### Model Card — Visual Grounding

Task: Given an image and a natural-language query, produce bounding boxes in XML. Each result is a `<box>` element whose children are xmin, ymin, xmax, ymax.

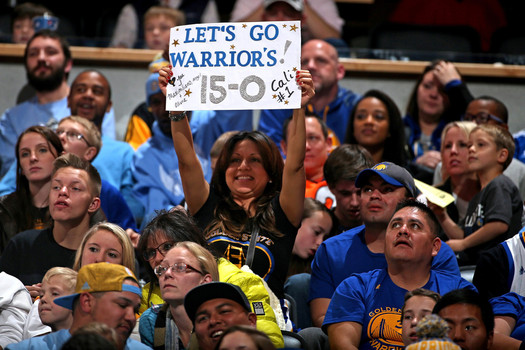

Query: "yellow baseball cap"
<box><xmin>54</xmin><ymin>262</ymin><xmax>141</xmax><ymax>310</ymax></box>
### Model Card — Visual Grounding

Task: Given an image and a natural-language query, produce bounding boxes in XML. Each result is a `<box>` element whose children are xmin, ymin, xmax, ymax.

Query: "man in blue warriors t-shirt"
<box><xmin>323</xmin><ymin>199</ymin><xmax>475</xmax><ymax>350</ymax></box>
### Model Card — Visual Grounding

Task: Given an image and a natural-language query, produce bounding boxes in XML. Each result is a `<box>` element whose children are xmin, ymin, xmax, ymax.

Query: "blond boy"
<box><xmin>442</xmin><ymin>124</ymin><xmax>523</xmax><ymax>265</ymax></box>
<box><xmin>144</xmin><ymin>6</ymin><xmax>185</xmax><ymax>51</ymax></box>
<box><xmin>38</xmin><ymin>267</ymin><xmax>78</xmax><ymax>332</ymax></box>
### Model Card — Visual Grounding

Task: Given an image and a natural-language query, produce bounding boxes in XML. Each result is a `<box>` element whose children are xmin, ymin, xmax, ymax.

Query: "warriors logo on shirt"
<box><xmin>366</xmin><ymin>308</ymin><xmax>404</xmax><ymax>349</ymax></box>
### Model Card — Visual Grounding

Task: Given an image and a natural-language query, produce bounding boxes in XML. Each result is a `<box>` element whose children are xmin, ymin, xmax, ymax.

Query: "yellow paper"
<box><xmin>414</xmin><ymin>179</ymin><xmax>455</xmax><ymax>208</ymax></box>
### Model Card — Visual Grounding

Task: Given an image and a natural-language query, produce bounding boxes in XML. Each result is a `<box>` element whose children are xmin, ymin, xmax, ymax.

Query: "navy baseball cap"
<box><xmin>355</xmin><ymin>162</ymin><xmax>417</xmax><ymax>197</ymax></box>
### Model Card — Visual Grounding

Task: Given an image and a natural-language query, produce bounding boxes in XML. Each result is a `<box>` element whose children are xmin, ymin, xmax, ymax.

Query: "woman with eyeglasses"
<box><xmin>0</xmin><ymin>125</ymin><xmax>63</xmax><ymax>254</ymax></box>
<box><xmin>403</xmin><ymin>60</ymin><xmax>473</xmax><ymax>184</ymax></box>
<box><xmin>137</xmin><ymin>209</ymin><xmax>284</xmax><ymax>348</ymax></box>
<box><xmin>139</xmin><ymin>241</ymin><xmax>218</xmax><ymax>349</ymax></box>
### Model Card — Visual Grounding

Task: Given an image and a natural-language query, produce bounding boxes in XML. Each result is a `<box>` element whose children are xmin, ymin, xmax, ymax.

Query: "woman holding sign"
<box><xmin>158</xmin><ymin>67</ymin><xmax>314</xmax><ymax>308</ymax></box>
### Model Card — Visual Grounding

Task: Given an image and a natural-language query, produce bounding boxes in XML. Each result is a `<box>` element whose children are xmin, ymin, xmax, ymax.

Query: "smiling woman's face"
<box><xmin>353</xmin><ymin>97</ymin><xmax>390</xmax><ymax>150</ymax></box>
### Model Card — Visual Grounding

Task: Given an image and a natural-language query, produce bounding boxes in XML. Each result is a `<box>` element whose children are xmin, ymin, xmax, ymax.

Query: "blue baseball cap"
<box><xmin>355</xmin><ymin>162</ymin><xmax>417</xmax><ymax>197</ymax></box>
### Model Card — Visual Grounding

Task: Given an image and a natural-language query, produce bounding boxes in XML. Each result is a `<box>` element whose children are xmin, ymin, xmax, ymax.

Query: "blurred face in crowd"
<box><xmin>464</xmin><ymin>99</ymin><xmax>505</xmax><ymax>127</ymax></box>
<box><xmin>283</xmin><ymin>117</ymin><xmax>332</xmax><ymax>180</ymax></box>
<box><xmin>301</xmin><ymin>40</ymin><xmax>344</xmax><ymax>97</ymax></box>
<box><xmin>149</xmin><ymin>92</ymin><xmax>172</xmax><ymax>136</ymax></box>
<box><xmin>330</xmin><ymin>179</ymin><xmax>362</xmax><ymax>227</ymax></box>
<box><xmin>25</xmin><ymin>35</ymin><xmax>71</xmax><ymax>92</ymax></box>
<box><xmin>144</xmin><ymin>14</ymin><xmax>177</xmax><ymax>51</ymax></box>
<box><xmin>417</xmin><ymin>71</ymin><xmax>447</xmax><ymax>120</ymax></box>
<box><xmin>13</xmin><ymin>17</ymin><xmax>34</xmax><ymax>44</ymax></box>
<box><xmin>68</xmin><ymin>71</ymin><xmax>112</xmax><ymax>128</ymax></box>
<box><xmin>263</xmin><ymin>2</ymin><xmax>302</xmax><ymax>22</ymax></box>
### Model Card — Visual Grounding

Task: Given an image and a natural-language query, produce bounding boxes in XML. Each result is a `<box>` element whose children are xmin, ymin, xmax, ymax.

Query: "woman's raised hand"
<box><xmin>297</xmin><ymin>70</ymin><xmax>315</xmax><ymax>108</ymax></box>
<box><xmin>158</xmin><ymin>65</ymin><xmax>173</xmax><ymax>97</ymax></box>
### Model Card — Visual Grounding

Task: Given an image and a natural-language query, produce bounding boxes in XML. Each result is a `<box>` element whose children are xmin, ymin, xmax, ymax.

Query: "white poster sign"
<box><xmin>166</xmin><ymin>21</ymin><xmax>301</xmax><ymax>111</ymax></box>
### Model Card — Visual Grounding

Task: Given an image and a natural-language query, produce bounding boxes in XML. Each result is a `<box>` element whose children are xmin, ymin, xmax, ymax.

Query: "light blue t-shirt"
<box><xmin>6</xmin><ymin>329</ymin><xmax>151</xmax><ymax>350</ymax></box>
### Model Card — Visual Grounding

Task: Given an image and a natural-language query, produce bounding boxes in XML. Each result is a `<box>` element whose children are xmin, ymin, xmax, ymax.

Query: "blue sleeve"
<box><xmin>0</xmin><ymin>109</ymin><xmax>17</xmax><ymax>178</ymax></box>
<box><xmin>432</xmin><ymin>241</ymin><xmax>461</xmax><ymax>276</ymax></box>
<box><xmin>131</xmin><ymin>150</ymin><xmax>185</xmax><ymax>229</ymax></box>
<box><xmin>514</xmin><ymin>134</ymin><xmax>525</xmax><ymax>163</ymax></box>
<box><xmin>100</xmin><ymin>181</ymin><xmax>137</xmax><ymax>231</ymax></box>
<box><xmin>191</xmin><ymin>110</ymin><xmax>253</xmax><ymax>157</ymax></box>
<box><xmin>490</xmin><ymin>292</ymin><xmax>525</xmax><ymax>317</ymax></box>
<box><xmin>119</xmin><ymin>145</ymin><xmax>144</xmax><ymax>224</ymax></box>
<box><xmin>458</xmin><ymin>278</ymin><xmax>478</xmax><ymax>292</ymax></box>
<box><xmin>323</xmin><ymin>275</ymin><xmax>366</xmax><ymax>327</ymax></box>
<box><xmin>258</xmin><ymin>109</ymin><xmax>293</xmax><ymax>149</ymax></box>
<box><xmin>138</xmin><ymin>308</ymin><xmax>156</xmax><ymax>347</ymax></box>
<box><xmin>309</xmin><ymin>242</ymin><xmax>337</xmax><ymax>301</ymax></box>
<box><xmin>101</xmin><ymin>108</ymin><xmax>116</xmax><ymax>140</ymax></box>
<box><xmin>0</xmin><ymin>162</ymin><xmax>17</xmax><ymax>196</ymax></box>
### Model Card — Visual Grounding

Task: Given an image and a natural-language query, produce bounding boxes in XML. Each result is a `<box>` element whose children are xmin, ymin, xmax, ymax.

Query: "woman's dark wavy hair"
<box><xmin>405</xmin><ymin>59</ymin><xmax>455</xmax><ymax>123</ymax></box>
<box><xmin>344</xmin><ymin>89</ymin><xmax>409</xmax><ymax>167</ymax></box>
<box><xmin>14</xmin><ymin>125</ymin><xmax>63</xmax><ymax>232</ymax></box>
<box><xmin>137</xmin><ymin>208</ymin><xmax>217</xmax><ymax>305</ymax></box>
<box><xmin>209</xmin><ymin>131</ymin><xmax>284</xmax><ymax>238</ymax></box>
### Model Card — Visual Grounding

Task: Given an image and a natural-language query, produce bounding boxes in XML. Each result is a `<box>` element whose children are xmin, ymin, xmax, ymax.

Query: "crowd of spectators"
<box><xmin>1</xmin><ymin>1</ymin><xmax>525</xmax><ymax>350</ymax></box>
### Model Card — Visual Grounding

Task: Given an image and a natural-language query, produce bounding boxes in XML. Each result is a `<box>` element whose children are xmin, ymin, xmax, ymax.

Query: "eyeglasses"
<box><xmin>142</xmin><ymin>241</ymin><xmax>175</xmax><ymax>261</ymax></box>
<box><xmin>154</xmin><ymin>262</ymin><xmax>204</xmax><ymax>277</ymax></box>
<box><xmin>461</xmin><ymin>112</ymin><xmax>504</xmax><ymax>125</ymax></box>
<box><xmin>56</xmin><ymin>129</ymin><xmax>92</xmax><ymax>147</ymax></box>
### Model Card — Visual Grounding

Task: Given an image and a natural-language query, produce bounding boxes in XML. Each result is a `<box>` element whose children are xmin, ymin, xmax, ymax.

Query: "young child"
<box><xmin>38</xmin><ymin>267</ymin><xmax>77</xmax><ymax>332</ymax></box>
<box><xmin>143</xmin><ymin>6</ymin><xmax>185</xmax><ymax>51</ymax></box>
<box><xmin>442</xmin><ymin>124</ymin><xmax>523</xmax><ymax>265</ymax></box>
<box><xmin>10</xmin><ymin>2</ymin><xmax>52</xmax><ymax>44</ymax></box>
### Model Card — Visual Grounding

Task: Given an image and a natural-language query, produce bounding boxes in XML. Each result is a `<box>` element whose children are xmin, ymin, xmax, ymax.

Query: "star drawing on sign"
<box><xmin>272</xmin><ymin>94</ymin><xmax>277</xmax><ymax>99</ymax></box>
<box><xmin>185</xmin><ymin>89</ymin><xmax>192</xmax><ymax>97</ymax></box>
<box><xmin>231</xmin><ymin>44</ymin><xmax>235</xmax><ymax>50</ymax></box>
<box><xmin>282</xmin><ymin>24</ymin><xmax>287</xmax><ymax>28</ymax></box>
<box><xmin>284</xmin><ymin>100</ymin><xmax>289</xmax><ymax>105</ymax></box>
<box><xmin>242</xmin><ymin>24</ymin><xmax>247</xmax><ymax>28</ymax></box>
<box><xmin>292</xmin><ymin>67</ymin><xmax>297</xmax><ymax>71</ymax></box>
<box><xmin>172</xmin><ymin>39</ymin><xmax>179</xmax><ymax>47</ymax></box>
<box><xmin>290</xmin><ymin>24</ymin><xmax>298</xmax><ymax>32</ymax></box>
